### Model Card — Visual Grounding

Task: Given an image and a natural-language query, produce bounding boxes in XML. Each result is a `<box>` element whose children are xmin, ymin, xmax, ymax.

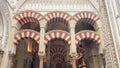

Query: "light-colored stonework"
<box><xmin>0</xmin><ymin>0</ymin><xmax>120</xmax><ymax>68</ymax></box>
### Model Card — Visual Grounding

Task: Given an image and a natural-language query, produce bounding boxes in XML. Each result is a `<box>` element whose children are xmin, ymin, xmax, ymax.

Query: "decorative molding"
<box><xmin>18</xmin><ymin>0</ymin><xmax>96</xmax><ymax>12</ymax></box>
<box><xmin>0</xmin><ymin>0</ymin><xmax>10</xmax><ymax>51</ymax></box>
<box><xmin>100</xmin><ymin>0</ymin><xmax>119</xmax><ymax>67</ymax></box>
<box><xmin>75</xmin><ymin>30</ymin><xmax>100</xmax><ymax>45</ymax></box>
<box><xmin>14</xmin><ymin>29</ymin><xmax>40</xmax><ymax>45</ymax></box>
<box><xmin>14</xmin><ymin>11</ymin><xmax>43</xmax><ymax>27</ymax></box>
<box><xmin>44</xmin><ymin>30</ymin><xmax>71</xmax><ymax>46</ymax></box>
<box><xmin>45</xmin><ymin>11</ymin><xmax>71</xmax><ymax>22</ymax></box>
<box><xmin>73</xmin><ymin>11</ymin><xmax>100</xmax><ymax>30</ymax></box>
<box><xmin>0</xmin><ymin>0</ymin><xmax>118</xmax><ymax>67</ymax></box>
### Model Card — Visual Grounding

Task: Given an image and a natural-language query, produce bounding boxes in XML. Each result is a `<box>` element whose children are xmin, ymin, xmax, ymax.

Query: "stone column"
<box><xmin>71</xmin><ymin>56</ymin><xmax>76</xmax><ymax>68</ymax></box>
<box><xmin>69</xmin><ymin>20</ymin><xmax>77</xmax><ymax>55</ymax></box>
<box><xmin>39</xmin><ymin>56</ymin><xmax>44</xmax><ymax>68</ymax></box>
<box><xmin>0</xmin><ymin>51</ymin><xmax>9</xmax><ymax>68</ymax></box>
<box><xmin>8</xmin><ymin>19</ymin><xmax>18</xmax><ymax>54</ymax></box>
<box><xmin>96</xmin><ymin>20</ymin><xmax>104</xmax><ymax>55</ymax></box>
<box><xmin>0</xmin><ymin>19</ymin><xmax>18</xmax><ymax>68</ymax></box>
<box><xmin>69</xmin><ymin>20</ymin><xmax>77</xmax><ymax>68</ymax></box>
<box><xmin>8</xmin><ymin>20</ymin><xmax>18</xmax><ymax>68</ymax></box>
<box><xmin>39</xmin><ymin>19</ymin><xmax>47</xmax><ymax>68</ymax></box>
<box><xmin>39</xmin><ymin>19</ymin><xmax>47</xmax><ymax>55</ymax></box>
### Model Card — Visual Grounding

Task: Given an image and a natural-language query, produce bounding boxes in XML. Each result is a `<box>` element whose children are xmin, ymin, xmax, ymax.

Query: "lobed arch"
<box><xmin>73</xmin><ymin>11</ymin><xmax>101</xmax><ymax>31</ymax></box>
<box><xmin>14</xmin><ymin>10</ymin><xmax>43</xmax><ymax>29</ymax></box>
<box><xmin>14</xmin><ymin>29</ymin><xmax>40</xmax><ymax>45</ymax></box>
<box><xmin>44</xmin><ymin>30</ymin><xmax>71</xmax><ymax>46</ymax></box>
<box><xmin>75</xmin><ymin>30</ymin><xmax>101</xmax><ymax>45</ymax></box>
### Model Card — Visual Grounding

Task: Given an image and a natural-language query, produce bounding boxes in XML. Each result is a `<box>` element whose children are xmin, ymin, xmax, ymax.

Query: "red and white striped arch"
<box><xmin>45</xmin><ymin>12</ymin><xmax>71</xmax><ymax>24</ymax></box>
<box><xmin>50</xmin><ymin>47</ymin><xmax>66</xmax><ymax>63</ymax></box>
<box><xmin>50</xmin><ymin>48</ymin><xmax>66</xmax><ymax>57</ymax></box>
<box><xmin>75</xmin><ymin>30</ymin><xmax>101</xmax><ymax>45</ymax></box>
<box><xmin>44</xmin><ymin>30</ymin><xmax>71</xmax><ymax>45</ymax></box>
<box><xmin>73</xmin><ymin>12</ymin><xmax>100</xmax><ymax>29</ymax></box>
<box><xmin>14</xmin><ymin>11</ymin><xmax>42</xmax><ymax>27</ymax></box>
<box><xmin>14</xmin><ymin>30</ymin><xmax>40</xmax><ymax>45</ymax></box>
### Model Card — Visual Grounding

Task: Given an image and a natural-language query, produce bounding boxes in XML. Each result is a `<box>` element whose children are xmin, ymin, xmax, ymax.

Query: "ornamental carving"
<box><xmin>0</xmin><ymin>0</ymin><xmax>10</xmax><ymax>50</ymax></box>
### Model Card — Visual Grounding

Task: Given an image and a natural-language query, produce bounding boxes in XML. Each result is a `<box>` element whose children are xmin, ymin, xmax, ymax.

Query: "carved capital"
<box><xmin>70</xmin><ymin>52</ymin><xmax>77</xmax><ymax>57</ymax></box>
<box><xmin>38</xmin><ymin>51</ymin><xmax>45</xmax><ymax>56</ymax></box>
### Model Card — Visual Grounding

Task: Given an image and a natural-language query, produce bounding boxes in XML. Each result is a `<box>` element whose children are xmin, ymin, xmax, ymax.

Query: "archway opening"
<box><xmin>75</xmin><ymin>16</ymin><xmax>102</xmax><ymax>67</ymax></box>
<box><xmin>76</xmin><ymin>39</ymin><xmax>102</xmax><ymax>68</ymax></box>
<box><xmin>13</xmin><ymin>11</ymin><xmax>42</xmax><ymax>68</ymax></box>
<box><xmin>13</xmin><ymin>38</ymin><xmax>39</xmax><ymax>68</ymax></box>
<box><xmin>75</xmin><ymin>19</ymin><xmax>95</xmax><ymax>33</ymax></box>
<box><xmin>20</xmin><ymin>18</ymin><xmax>40</xmax><ymax>32</ymax></box>
<box><xmin>46</xmin><ymin>18</ymin><xmax>69</xmax><ymax>32</ymax></box>
<box><xmin>45</xmin><ymin>39</ymin><xmax>71</xmax><ymax>68</ymax></box>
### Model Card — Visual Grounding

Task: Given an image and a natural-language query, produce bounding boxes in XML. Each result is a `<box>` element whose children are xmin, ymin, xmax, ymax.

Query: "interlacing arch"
<box><xmin>73</xmin><ymin>12</ymin><xmax>101</xmax><ymax>30</ymax></box>
<box><xmin>14</xmin><ymin>29</ymin><xmax>40</xmax><ymax>45</ymax></box>
<box><xmin>75</xmin><ymin>30</ymin><xmax>101</xmax><ymax>45</ymax></box>
<box><xmin>44</xmin><ymin>30</ymin><xmax>71</xmax><ymax>46</ymax></box>
<box><xmin>44</xmin><ymin>11</ymin><xmax>71</xmax><ymax>26</ymax></box>
<box><xmin>14</xmin><ymin>11</ymin><xmax>43</xmax><ymax>28</ymax></box>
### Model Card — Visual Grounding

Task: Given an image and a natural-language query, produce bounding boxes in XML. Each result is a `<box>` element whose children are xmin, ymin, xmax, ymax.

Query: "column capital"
<box><xmin>96</xmin><ymin>20</ymin><xmax>102</xmax><ymax>30</ymax></box>
<box><xmin>40</xmin><ymin>19</ymin><xmax>47</xmax><ymax>28</ymax></box>
<box><xmin>38</xmin><ymin>51</ymin><xmax>45</xmax><ymax>56</ymax></box>
<box><xmin>69</xmin><ymin>20</ymin><xmax>76</xmax><ymax>28</ymax></box>
<box><xmin>70</xmin><ymin>52</ymin><xmax>77</xmax><ymax>57</ymax></box>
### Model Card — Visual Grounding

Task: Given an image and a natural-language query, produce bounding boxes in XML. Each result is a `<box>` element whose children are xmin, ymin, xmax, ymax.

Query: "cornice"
<box><xmin>18</xmin><ymin>0</ymin><xmax>96</xmax><ymax>12</ymax></box>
